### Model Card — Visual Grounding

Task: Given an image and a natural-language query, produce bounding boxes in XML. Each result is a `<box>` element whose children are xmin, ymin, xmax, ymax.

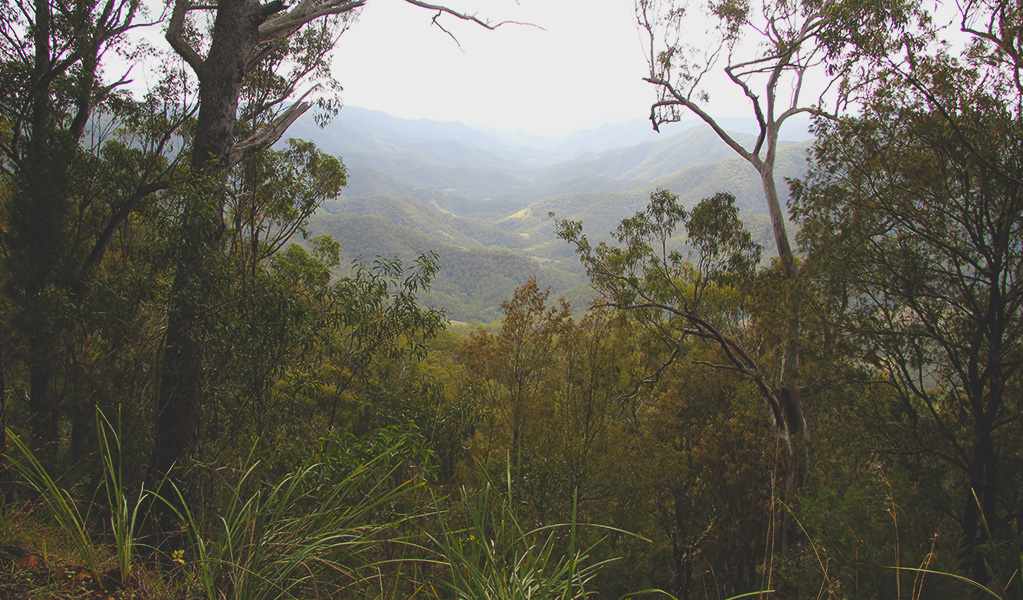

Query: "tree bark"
<box><xmin>18</xmin><ymin>76</ymin><xmax>71</xmax><ymax>455</ymax></box>
<box><xmin>153</xmin><ymin>0</ymin><xmax>281</xmax><ymax>476</ymax></box>
<box><xmin>960</xmin><ymin>409</ymin><xmax>999</xmax><ymax>583</ymax></box>
<box><xmin>0</xmin><ymin>328</ymin><xmax>10</xmax><ymax>500</ymax></box>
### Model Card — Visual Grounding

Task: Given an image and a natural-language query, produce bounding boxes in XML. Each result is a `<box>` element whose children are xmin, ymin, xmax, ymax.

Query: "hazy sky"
<box><xmin>331</xmin><ymin>0</ymin><xmax>659</xmax><ymax>135</ymax></box>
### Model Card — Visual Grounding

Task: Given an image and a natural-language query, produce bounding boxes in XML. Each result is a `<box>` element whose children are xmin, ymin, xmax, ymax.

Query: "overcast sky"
<box><xmin>330</xmin><ymin>0</ymin><xmax>660</xmax><ymax>136</ymax></box>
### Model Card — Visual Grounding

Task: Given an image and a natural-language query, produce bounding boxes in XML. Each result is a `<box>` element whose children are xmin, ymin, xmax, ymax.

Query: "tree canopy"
<box><xmin>0</xmin><ymin>0</ymin><xmax>1021</xmax><ymax>598</ymax></box>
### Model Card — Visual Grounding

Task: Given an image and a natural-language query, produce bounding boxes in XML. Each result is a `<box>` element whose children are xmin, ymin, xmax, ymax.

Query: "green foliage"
<box><xmin>4</xmin><ymin>408</ymin><xmax>152</xmax><ymax>588</ymax></box>
<box><xmin>227</xmin><ymin>139</ymin><xmax>346</xmax><ymax>282</ymax></box>
<box><xmin>205</xmin><ymin>247</ymin><xmax>447</xmax><ymax>453</ymax></box>
<box><xmin>95</xmin><ymin>409</ymin><xmax>149</xmax><ymax>588</ymax></box>
<box><xmin>428</xmin><ymin>462</ymin><xmax>627</xmax><ymax>600</ymax></box>
<box><xmin>174</xmin><ymin>426</ymin><xmax>428</xmax><ymax>600</ymax></box>
<box><xmin>555</xmin><ymin>188</ymin><xmax>761</xmax><ymax>370</ymax></box>
<box><xmin>5</xmin><ymin>428</ymin><xmax>102</xmax><ymax>578</ymax></box>
<box><xmin>794</xmin><ymin>49</ymin><xmax>1023</xmax><ymax>585</ymax></box>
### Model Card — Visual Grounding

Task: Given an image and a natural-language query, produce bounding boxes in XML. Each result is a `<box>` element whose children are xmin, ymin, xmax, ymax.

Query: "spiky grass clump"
<box><xmin>427</xmin><ymin>462</ymin><xmax>626</xmax><ymax>600</ymax></box>
<box><xmin>176</xmin><ymin>427</ymin><xmax>426</xmax><ymax>600</ymax></box>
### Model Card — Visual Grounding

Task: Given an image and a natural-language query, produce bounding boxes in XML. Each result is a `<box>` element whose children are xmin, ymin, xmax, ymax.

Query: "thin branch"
<box><xmin>645</xmin><ymin>79</ymin><xmax>756</xmax><ymax>164</ymax></box>
<box><xmin>723</xmin><ymin>62</ymin><xmax>768</xmax><ymax>153</ymax></box>
<box><xmin>402</xmin><ymin>0</ymin><xmax>521</xmax><ymax>30</ymax></box>
<box><xmin>166</xmin><ymin>0</ymin><xmax>204</xmax><ymax>73</ymax></box>
<box><xmin>692</xmin><ymin>359</ymin><xmax>751</xmax><ymax>374</ymax></box>
<box><xmin>74</xmin><ymin>179</ymin><xmax>171</xmax><ymax>299</ymax></box>
<box><xmin>616</xmin><ymin>333</ymin><xmax>686</xmax><ymax>401</ymax></box>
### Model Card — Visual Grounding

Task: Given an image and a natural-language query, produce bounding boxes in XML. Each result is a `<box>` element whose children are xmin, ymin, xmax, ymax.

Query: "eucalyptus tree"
<box><xmin>153</xmin><ymin>0</ymin><xmax>509</xmax><ymax>477</ymax></box>
<box><xmin>557</xmin><ymin>190</ymin><xmax>777</xmax><ymax>594</ymax></box>
<box><xmin>556</xmin><ymin>191</ymin><xmax>762</xmax><ymax>413</ymax></box>
<box><xmin>634</xmin><ymin>0</ymin><xmax>924</xmax><ymax>469</ymax></box>
<box><xmin>629</xmin><ymin>1</ymin><xmax>929</xmax><ymax>549</ymax></box>
<box><xmin>795</xmin><ymin>32</ymin><xmax>1023</xmax><ymax>591</ymax></box>
<box><xmin>0</xmin><ymin>0</ymin><xmax>180</xmax><ymax>452</ymax></box>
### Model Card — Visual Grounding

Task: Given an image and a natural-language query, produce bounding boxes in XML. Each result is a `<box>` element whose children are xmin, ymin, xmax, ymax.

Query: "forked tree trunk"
<box><xmin>757</xmin><ymin>128</ymin><xmax>808</xmax><ymax>560</ymax></box>
<box><xmin>153</xmin><ymin>0</ymin><xmax>272</xmax><ymax>477</ymax></box>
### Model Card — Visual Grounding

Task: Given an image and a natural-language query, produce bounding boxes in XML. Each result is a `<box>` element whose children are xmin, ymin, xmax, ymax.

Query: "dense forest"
<box><xmin>0</xmin><ymin>0</ymin><xmax>1020</xmax><ymax>599</ymax></box>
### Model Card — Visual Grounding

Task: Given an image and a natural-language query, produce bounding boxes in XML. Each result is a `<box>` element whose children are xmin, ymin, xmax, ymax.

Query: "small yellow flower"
<box><xmin>172</xmin><ymin>549</ymin><xmax>186</xmax><ymax>565</ymax></box>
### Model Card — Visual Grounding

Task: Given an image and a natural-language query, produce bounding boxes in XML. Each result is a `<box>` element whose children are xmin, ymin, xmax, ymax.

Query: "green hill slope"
<box><xmin>321</xmin><ymin>195</ymin><xmax>532</xmax><ymax>250</ymax></box>
<box><xmin>499</xmin><ymin>142</ymin><xmax>810</xmax><ymax>248</ymax></box>
<box><xmin>309</xmin><ymin>212</ymin><xmax>587</xmax><ymax>323</ymax></box>
<box><xmin>302</xmin><ymin>111</ymin><xmax>811</xmax><ymax>321</ymax></box>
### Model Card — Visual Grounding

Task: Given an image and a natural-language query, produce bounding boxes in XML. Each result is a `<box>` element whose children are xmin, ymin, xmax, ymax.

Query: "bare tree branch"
<box><xmin>166</xmin><ymin>0</ymin><xmax>203</xmax><ymax>73</ymax></box>
<box><xmin>258</xmin><ymin>0</ymin><xmax>365</xmax><ymax>42</ymax></box>
<box><xmin>645</xmin><ymin>85</ymin><xmax>756</xmax><ymax>164</ymax></box>
<box><xmin>403</xmin><ymin>0</ymin><xmax>519</xmax><ymax>30</ymax></box>
<box><xmin>228</xmin><ymin>86</ymin><xmax>318</xmax><ymax>168</ymax></box>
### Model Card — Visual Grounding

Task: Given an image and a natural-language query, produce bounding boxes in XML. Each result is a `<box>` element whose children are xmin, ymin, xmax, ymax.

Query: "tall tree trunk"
<box><xmin>17</xmin><ymin>123</ymin><xmax>71</xmax><ymax>456</ymax></box>
<box><xmin>760</xmin><ymin>134</ymin><xmax>807</xmax><ymax>559</ymax></box>
<box><xmin>5</xmin><ymin>0</ymin><xmax>79</xmax><ymax>456</ymax></box>
<box><xmin>961</xmin><ymin>414</ymin><xmax>999</xmax><ymax>584</ymax></box>
<box><xmin>0</xmin><ymin>328</ymin><xmax>10</xmax><ymax>500</ymax></box>
<box><xmin>153</xmin><ymin>0</ymin><xmax>268</xmax><ymax>477</ymax></box>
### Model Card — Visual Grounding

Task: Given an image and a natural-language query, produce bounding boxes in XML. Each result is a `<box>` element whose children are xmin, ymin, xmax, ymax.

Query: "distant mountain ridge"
<box><xmin>296</xmin><ymin>107</ymin><xmax>812</xmax><ymax>322</ymax></box>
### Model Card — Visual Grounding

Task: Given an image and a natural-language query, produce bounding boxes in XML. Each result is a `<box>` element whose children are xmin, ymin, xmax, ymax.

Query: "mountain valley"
<box><xmin>296</xmin><ymin>107</ymin><xmax>812</xmax><ymax>322</ymax></box>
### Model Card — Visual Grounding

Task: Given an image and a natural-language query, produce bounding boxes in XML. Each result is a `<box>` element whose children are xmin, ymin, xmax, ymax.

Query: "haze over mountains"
<box><xmin>294</xmin><ymin>107</ymin><xmax>812</xmax><ymax>323</ymax></box>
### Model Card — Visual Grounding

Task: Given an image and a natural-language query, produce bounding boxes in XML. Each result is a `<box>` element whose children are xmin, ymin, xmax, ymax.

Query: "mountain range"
<box><xmin>292</xmin><ymin>107</ymin><xmax>813</xmax><ymax>323</ymax></box>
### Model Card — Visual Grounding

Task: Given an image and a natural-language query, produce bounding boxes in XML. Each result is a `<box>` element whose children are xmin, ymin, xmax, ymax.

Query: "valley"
<box><xmin>298</xmin><ymin>107</ymin><xmax>812</xmax><ymax>322</ymax></box>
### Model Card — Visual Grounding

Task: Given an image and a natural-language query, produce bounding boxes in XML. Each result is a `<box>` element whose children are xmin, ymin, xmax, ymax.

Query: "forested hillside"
<box><xmin>0</xmin><ymin>0</ymin><xmax>1020</xmax><ymax>599</ymax></box>
<box><xmin>310</xmin><ymin>209</ymin><xmax>588</xmax><ymax>322</ymax></box>
<box><xmin>301</xmin><ymin>110</ymin><xmax>809</xmax><ymax>322</ymax></box>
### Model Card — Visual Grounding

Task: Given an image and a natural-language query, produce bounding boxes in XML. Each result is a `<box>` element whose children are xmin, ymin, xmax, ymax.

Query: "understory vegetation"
<box><xmin>1</xmin><ymin>0</ymin><xmax>1021</xmax><ymax>598</ymax></box>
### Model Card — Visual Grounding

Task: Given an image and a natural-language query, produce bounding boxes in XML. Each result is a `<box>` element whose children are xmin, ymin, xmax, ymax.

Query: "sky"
<box><xmin>120</xmin><ymin>0</ymin><xmax>964</xmax><ymax>139</ymax></box>
<box><xmin>330</xmin><ymin>0</ymin><xmax>660</xmax><ymax>136</ymax></box>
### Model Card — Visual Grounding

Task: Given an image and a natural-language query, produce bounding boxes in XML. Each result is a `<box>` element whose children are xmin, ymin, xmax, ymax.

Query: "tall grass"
<box><xmin>5</xmin><ymin>426</ymin><xmax>103</xmax><ymax>578</ymax></box>
<box><xmin>96</xmin><ymin>408</ymin><xmax>149</xmax><ymax>587</ymax></box>
<box><xmin>6</xmin><ymin>414</ymin><xmax>427</xmax><ymax>599</ymax></box>
<box><xmin>169</xmin><ymin>428</ymin><xmax>425</xmax><ymax>600</ymax></box>
<box><xmin>4</xmin><ymin>408</ymin><xmax>147</xmax><ymax>586</ymax></box>
<box><xmin>427</xmin><ymin>461</ymin><xmax>629</xmax><ymax>600</ymax></box>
